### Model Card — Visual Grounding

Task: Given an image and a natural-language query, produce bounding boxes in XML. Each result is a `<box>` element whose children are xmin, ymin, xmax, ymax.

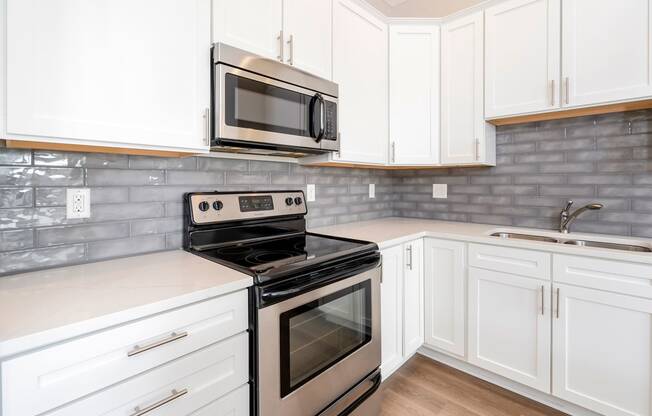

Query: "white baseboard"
<box><xmin>416</xmin><ymin>346</ymin><xmax>601</xmax><ymax>416</ymax></box>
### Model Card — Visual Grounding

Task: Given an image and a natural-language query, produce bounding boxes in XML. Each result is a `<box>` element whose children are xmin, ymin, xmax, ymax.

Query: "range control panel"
<box><xmin>189</xmin><ymin>191</ymin><xmax>307</xmax><ymax>224</ymax></box>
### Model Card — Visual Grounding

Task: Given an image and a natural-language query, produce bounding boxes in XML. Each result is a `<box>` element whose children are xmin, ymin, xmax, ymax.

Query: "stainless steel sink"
<box><xmin>490</xmin><ymin>232</ymin><xmax>559</xmax><ymax>243</ymax></box>
<box><xmin>490</xmin><ymin>232</ymin><xmax>652</xmax><ymax>253</ymax></box>
<box><xmin>563</xmin><ymin>240</ymin><xmax>652</xmax><ymax>253</ymax></box>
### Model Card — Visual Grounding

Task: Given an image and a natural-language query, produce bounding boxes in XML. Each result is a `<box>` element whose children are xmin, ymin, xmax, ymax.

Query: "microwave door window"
<box><xmin>225</xmin><ymin>73</ymin><xmax>310</xmax><ymax>137</ymax></box>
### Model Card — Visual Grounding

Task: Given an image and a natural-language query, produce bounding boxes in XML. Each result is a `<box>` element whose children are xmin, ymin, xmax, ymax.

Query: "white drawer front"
<box><xmin>554</xmin><ymin>254</ymin><xmax>652</xmax><ymax>298</ymax></box>
<box><xmin>46</xmin><ymin>333</ymin><xmax>248</xmax><ymax>416</ymax></box>
<box><xmin>2</xmin><ymin>290</ymin><xmax>248</xmax><ymax>416</ymax></box>
<box><xmin>190</xmin><ymin>384</ymin><xmax>249</xmax><ymax>416</ymax></box>
<box><xmin>469</xmin><ymin>244</ymin><xmax>550</xmax><ymax>280</ymax></box>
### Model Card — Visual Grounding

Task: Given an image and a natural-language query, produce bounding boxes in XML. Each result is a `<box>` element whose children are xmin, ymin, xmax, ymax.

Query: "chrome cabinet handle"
<box><xmin>391</xmin><ymin>142</ymin><xmax>396</xmax><ymax>163</ymax></box>
<box><xmin>127</xmin><ymin>331</ymin><xmax>188</xmax><ymax>357</ymax></box>
<box><xmin>277</xmin><ymin>30</ymin><xmax>284</xmax><ymax>61</ymax></box>
<box><xmin>540</xmin><ymin>285</ymin><xmax>545</xmax><ymax>315</ymax></box>
<box><xmin>475</xmin><ymin>138</ymin><xmax>480</xmax><ymax>161</ymax></box>
<box><xmin>565</xmin><ymin>77</ymin><xmax>570</xmax><ymax>105</ymax></box>
<box><xmin>406</xmin><ymin>245</ymin><xmax>413</xmax><ymax>270</ymax></box>
<box><xmin>287</xmin><ymin>34</ymin><xmax>294</xmax><ymax>65</ymax></box>
<box><xmin>130</xmin><ymin>389</ymin><xmax>188</xmax><ymax>416</ymax></box>
<box><xmin>550</xmin><ymin>80</ymin><xmax>555</xmax><ymax>106</ymax></box>
<box><xmin>555</xmin><ymin>287</ymin><xmax>560</xmax><ymax>318</ymax></box>
<box><xmin>203</xmin><ymin>108</ymin><xmax>210</xmax><ymax>146</ymax></box>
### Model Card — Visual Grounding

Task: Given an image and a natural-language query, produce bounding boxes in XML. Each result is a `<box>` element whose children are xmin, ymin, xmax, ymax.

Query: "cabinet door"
<box><xmin>485</xmin><ymin>0</ymin><xmax>561</xmax><ymax>118</ymax></box>
<box><xmin>6</xmin><ymin>0</ymin><xmax>211</xmax><ymax>152</ymax></box>
<box><xmin>441</xmin><ymin>11</ymin><xmax>492</xmax><ymax>165</ymax></box>
<box><xmin>424</xmin><ymin>239</ymin><xmax>466</xmax><ymax>357</ymax></box>
<box><xmin>389</xmin><ymin>25</ymin><xmax>440</xmax><ymax>165</ymax></box>
<box><xmin>380</xmin><ymin>245</ymin><xmax>403</xmax><ymax>379</ymax></box>
<box><xmin>403</xmin><ymin>239</ymin><xmax>424</xmax><ymax>357</ymax></box>
<box><xmin>468</xmin><ymin>268</ymin><xmax>551</xmax><ymax>393</ymax></box>
<box><xmin>213</xmin><ymin>0</ymin><xmax>282</xmax><ymax>60</ymax></box>
<box><xmin>333</xmin><ymin>0</ymin><xmax>388</xmax><ymax>165</ymax></box>
<box><xmin>562</xmin><ymin>0</ymin><xmax>652</xmax><ymax>107</ymax></box>
<box><xmin>283</xmin><ymin>0</ymin><xmax>332</xmax><ymax>80</ymax></box>
<box><xmin>552</xmin><ymin>284</ymin><xmax>652</xmax><ymax>416</ymax></box>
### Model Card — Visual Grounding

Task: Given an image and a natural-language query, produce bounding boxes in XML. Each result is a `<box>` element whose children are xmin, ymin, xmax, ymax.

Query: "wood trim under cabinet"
<box><xmin>4</xmin><ymin>140</ymin><xmax>198</xmax><ymax>157</ymax></box>
<box><xmin>488</xmin><ymin>99</ymin><xmax>652</xmax><ymax>126</ymax></box>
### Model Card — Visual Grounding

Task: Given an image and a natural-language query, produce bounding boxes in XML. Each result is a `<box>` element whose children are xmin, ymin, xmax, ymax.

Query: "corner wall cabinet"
<box><xmin>380</xmin><ymin>239</ymin><xmax>424</xmax><ymax>379</ymax></box>
<box><xmin>440</xmin><ymin>11</ymin><xmax>496</xmax><ymax>166</ymax></box>
<box><xmin>5</xmin><ymin>0</ymin><xmax>211</xmax><ymax>154</ymax></box>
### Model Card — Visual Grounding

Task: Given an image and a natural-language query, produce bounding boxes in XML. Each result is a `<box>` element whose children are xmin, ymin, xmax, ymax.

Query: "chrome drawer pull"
<box><xmin>130</xmin><ymin>389</ymin><xmax>188</xmax><ymax>416</ymax></box>
<box><xmin>127</xmin><ymin>331</ymin><xmax>188</xmax><ymax>357</ymax></box>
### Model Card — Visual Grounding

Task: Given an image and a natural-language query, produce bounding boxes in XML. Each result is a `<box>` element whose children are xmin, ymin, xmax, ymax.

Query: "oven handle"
<box><xmin>317</xmin><ymin>369</ymin><xmax>382</xmax><ymax>416</ymax></box>
<box><xmin>260</xmin><ymin>254</ymin><xmax>380</xmax><ymax>304</ymax></box>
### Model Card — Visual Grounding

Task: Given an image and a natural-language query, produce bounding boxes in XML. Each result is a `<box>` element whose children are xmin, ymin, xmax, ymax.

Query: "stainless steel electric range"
<box><xmin>183</xmin><ymin>190</ymin><xmax>382</xmax><ymax>416</ymax></box>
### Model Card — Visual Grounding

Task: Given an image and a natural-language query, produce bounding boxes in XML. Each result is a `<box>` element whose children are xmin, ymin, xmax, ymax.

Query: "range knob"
<box><xmin>198</xmin><ymin>201</ymin><xmax>210</xmax><ymax>212</ymax></box>
<box><xmin>294</xmin><ymin>197</ymin><xmax>303</xmax><ymax>205</ymax></box>
<box><xmin>213</xmin><ymin>200</ymin><xmax>223</xmax><ymax>211</ymax></box>
<box><xmin>285</xmin><ymin>197</ymin><xmax>294</xmax><ymax>206</ymax></box>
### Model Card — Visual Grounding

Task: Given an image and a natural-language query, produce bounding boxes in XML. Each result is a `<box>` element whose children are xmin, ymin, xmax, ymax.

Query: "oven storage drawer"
<box><xmin>45</xmin><ymin>333</ymin><xmax>248</xmax><ymax>416</ymax></box>
<box><xmin>469</xmin><ymin>243</ymin><xmax>551</xmax><ymax>279</ymax></box>
<box><xmin>1</xmin><ymin>290</ymin><xmax>248</xmax><ymax>416</ymax></box>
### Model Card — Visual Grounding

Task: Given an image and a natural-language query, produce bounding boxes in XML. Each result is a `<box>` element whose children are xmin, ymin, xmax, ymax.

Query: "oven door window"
<box><xmin>224</xmin><ymin>73</ymin><xmax>312</xmax><ymax>137</ymax></box>
<box><xmin>279</xmin><ymin>280</ymin><xmax>372</xmax><ymax>397</ymax></box>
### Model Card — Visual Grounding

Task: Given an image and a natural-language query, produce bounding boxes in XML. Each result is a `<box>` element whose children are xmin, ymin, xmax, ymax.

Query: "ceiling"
<box><xmin>365</xmin><ymin>0</ymin><xmax>486</xmax><ymax>17</ymax></box>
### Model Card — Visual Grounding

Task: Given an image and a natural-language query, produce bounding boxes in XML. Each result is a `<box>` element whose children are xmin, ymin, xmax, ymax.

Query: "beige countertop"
<box><xmin>313</xmin><ymin>217</ymin><xmax>652</xmax><ymax>264</ymax></box>
<box><xmin>0</xmin><ymin>250</ymin><xmax>252</xmax><ymax>359</ymax></box>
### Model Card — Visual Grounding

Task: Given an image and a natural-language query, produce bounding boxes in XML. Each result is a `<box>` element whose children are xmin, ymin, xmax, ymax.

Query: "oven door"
<box><xmin>257</xmin><ymin>266</ymin><xmax>381</xmax><ymax>416</ymax></box>
<box><xmin>215</xmin><ymin>64</ymin><xmax>338</xmax><ymax>153</ymax></box>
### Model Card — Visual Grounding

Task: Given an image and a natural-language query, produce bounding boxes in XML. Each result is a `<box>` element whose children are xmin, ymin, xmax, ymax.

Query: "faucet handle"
<box><xmin>563</xmin><ymin>200</ymin><xmax>574</xmax><ymax>212</ymax></box>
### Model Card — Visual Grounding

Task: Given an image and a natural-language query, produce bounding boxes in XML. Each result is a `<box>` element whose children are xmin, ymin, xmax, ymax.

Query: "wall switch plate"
<box><xmin>369</xmin><ymin>184</ymin><xmax>375</xmax><ymax>199</ymax></box>
<box><xmin>432</xmin><ymin>184</ymin><xmax>447</xmax><ymax>199</ymax></box>
<box><xmin>306</xmin><ymin>184</ymin><xmax>316</xmax><ymax>202</ymax></box>
<box><xmin>67</xmin><ymin>188</ymin><xmax>91</xmax><ymax>218</ymax></box>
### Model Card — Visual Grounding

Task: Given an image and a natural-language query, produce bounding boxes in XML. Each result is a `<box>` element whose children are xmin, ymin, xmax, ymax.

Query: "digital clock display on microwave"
<box><xmin>239</xmin><ymin>195</ymin><xmax>274</xmax><ymax>212</ymax></box>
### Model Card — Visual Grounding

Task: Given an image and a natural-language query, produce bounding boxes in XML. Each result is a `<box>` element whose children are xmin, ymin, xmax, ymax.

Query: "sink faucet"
<box><xmin>559</xmin><ymin>200</ymin><xmax>604</xmax><ymax>234</ymax></box>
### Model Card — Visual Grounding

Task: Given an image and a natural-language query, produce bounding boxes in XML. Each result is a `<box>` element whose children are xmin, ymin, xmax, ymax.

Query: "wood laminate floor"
<box><xmin>379</xmin><ymin>355</ymin><xmax>568</xmax><ymax>416</ymax></box>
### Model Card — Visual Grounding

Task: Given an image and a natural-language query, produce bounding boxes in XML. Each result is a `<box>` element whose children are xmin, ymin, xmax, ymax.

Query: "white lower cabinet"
<box><xmin>468</xmin><ymin>267</ymin><xmax>551</xmax><ymax>393</ymax></box>
<box><xmin>423</xmin><ymin>238</ymin><xmax>466</xmax><ymax>357</ymax></box>
<box><xmin>380</xmin><ymin>239</ymin><xmax>424</xmax><ymax>379</ymax></box>
<box><xmin>552</xmin><ymin>283</ymin><xmax>652</xmax><ymax>416</ymax></box>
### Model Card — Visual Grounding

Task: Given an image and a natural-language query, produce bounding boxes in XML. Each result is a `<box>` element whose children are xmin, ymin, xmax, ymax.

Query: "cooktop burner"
<box><xmin>199</xmin><ymin>233</ymin><xmax>369</xmax><ymax>275</ymax></box>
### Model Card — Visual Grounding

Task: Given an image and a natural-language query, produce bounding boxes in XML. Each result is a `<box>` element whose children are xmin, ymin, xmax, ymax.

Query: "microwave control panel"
<box><xmin>324</xmin><ymin>101</ymin><xmax>337</xmax><ymax>140</ymax></box>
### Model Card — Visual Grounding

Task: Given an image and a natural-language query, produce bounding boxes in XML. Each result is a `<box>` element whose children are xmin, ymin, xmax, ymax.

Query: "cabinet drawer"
<box><xmin>2</xmin><ymin>290</ymin><xmax>247</xmax><ymax>416</ymax></box>
<box><xmin>469</xmin><ymin>244</ymin><xmax>551</xmax><ymax>279</ymax></box>
<box><xmin>47</xmin><ymin>333</ymin><xmax>248</xmax><ymax>416</ymax></box>
<box><xmin>190</xmin><ymin>384</ymin><xmax>249</xmax><ymax>416</ymax></box>
<box><xmin>554</xmin><ymin>254</ymin><xmax>652</xmax><ymax>298</ymax></box>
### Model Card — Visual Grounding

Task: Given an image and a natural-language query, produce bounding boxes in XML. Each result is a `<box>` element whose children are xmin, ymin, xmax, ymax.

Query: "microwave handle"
<box><xmin>309</xmin><ymin>93</ymin><xmax>325</xmax><ymax>142</ymax></box>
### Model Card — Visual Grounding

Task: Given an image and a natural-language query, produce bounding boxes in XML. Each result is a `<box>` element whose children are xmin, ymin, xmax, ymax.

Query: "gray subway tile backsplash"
<box><xmin>4</xmin><ymin>109</ymin><xmax>652</xmax><ymax>275</ymax></box>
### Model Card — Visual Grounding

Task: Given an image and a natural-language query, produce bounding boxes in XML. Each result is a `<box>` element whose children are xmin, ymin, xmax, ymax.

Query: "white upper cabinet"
<box><xmin>402</xmin><ymin>239</ymin><xmax>424</xmax><ymax>358</ymax></box>
<box><xmin>6</xmin><ymin>0</ymin><xmax>211</xmax><ymax>152</ymax></box>
<box><xmin>468</xmin><ymin>268</ymin><xmax>551</xmax><ymax>393</ymax></box>
<box><xmin>389</xmin><ymin>24</ymin><xmax>440</xmax><ymax>165</ymax></box>
<box><xmin>562</xmin><ymin>0</ymin><xmax>652</xmax><ymax>107</ymax></box>
<box><xmin>552</xmin><ymin>284</ymin><xmax>652</xmax><ymax>416</ymax></box>
<box><xmin>424</xmin><ymin>239</ymin><xmax>466</xmax><ymax>358</ymax></box>
<box><xmin>485</xmin><ymin>0</ymin><xmax>561</xmax><ymax>118</ymax></box>
<box><xmin>333</xmin><ymin>0</ymin><xmax>388</xmax><ymax>165</ymax></box>
<box><xmin>213</xmin><ymin>0</ymin><xmax>283</xmax><ymax>61</ymax></box>
<box><xmin>441</xmin><ymin>11</ymin><xmax>495</xmax><ymax>166</ymax></box>
<box><xmin>283</xmin><ymin>0</ymin><xmax>332</xmax><ymax>79</ymax></box>
<box><xmin>213</xmin><ymin>0</ymin><xmax>331</xmax><ymax>79</ymax></box>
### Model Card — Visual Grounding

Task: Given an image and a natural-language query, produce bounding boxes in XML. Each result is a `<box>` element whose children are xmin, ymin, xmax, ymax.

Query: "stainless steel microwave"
<box><xmin>211</xmin><ymin>43</ymin><xmax>339</xmax><ymax>157</ymax></box>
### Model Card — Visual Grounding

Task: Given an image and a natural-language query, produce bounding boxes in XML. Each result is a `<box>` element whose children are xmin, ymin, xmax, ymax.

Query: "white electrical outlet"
<box><xmin>369</xmin><ymin>184</ymin><xmax>375</xmax><ymax>199</ymax></box>
<box><xmin>306</xmin><ymin>184</ymin><xmax>316</xmax><ymax>202</ymax></box>
<box><xmin>432</xmin><ymin>184</ymin><xmax>447</xmax><ymax>199</ymax></box>
<box><xmin>67</xmin><ymin>188</ymin><xmax>91</xmax><ymax>219</ymax></box>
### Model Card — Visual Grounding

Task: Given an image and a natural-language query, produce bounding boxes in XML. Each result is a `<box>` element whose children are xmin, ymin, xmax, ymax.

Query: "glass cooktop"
<box><xmin>199</xmin><ymin>233</ymin><xmax>372</xmax><ymax>275</ymax></box>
